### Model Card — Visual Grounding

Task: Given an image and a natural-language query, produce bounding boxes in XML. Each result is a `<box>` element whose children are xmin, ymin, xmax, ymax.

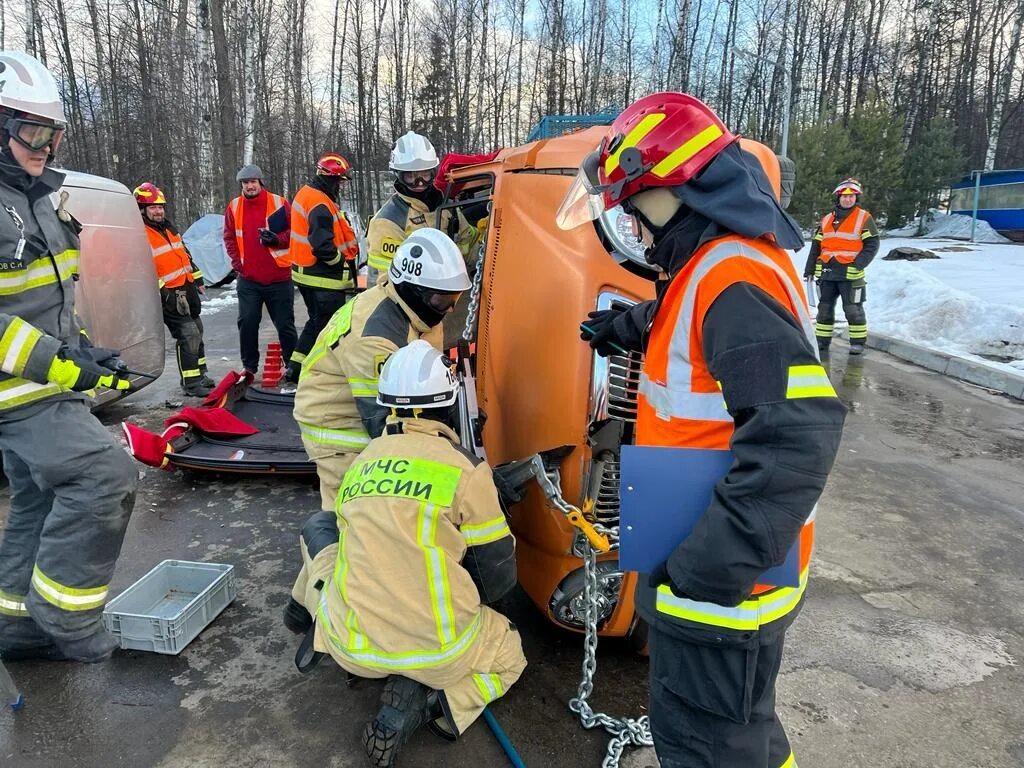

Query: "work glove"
<box><xmin>648</xmin><ymin>561</ymin><xmax>688</xmax><ymax>599</ymax></box>
<box><xmin>47</xmin><ymin>345</ymin><xmax>130</xmax><ymax>392</ymax></box>
<box><xmin>258</xmin><ymin>228</ymin><xmax>279</xmax><ymax>246</ymax></box>
<box><xmin>580</xmin><ymin>304</ymin><xmax>650</xmax><ymax>357</ymax></box>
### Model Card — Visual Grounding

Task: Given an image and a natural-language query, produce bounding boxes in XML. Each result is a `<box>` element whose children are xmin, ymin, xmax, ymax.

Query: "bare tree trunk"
<box><xmin>210</xmin><ymin>0</ymin><xmax>239</xmax><ymax>199</ymax></box>
<box><xmin>196</xmin><ymin>0</ymin><xmax>217</xmax><ymax>212</ymax></box>
<box><xmin>985</xmin><ymin>0</ymin><xmax>1024</xmax><ymax>168</ymax></box>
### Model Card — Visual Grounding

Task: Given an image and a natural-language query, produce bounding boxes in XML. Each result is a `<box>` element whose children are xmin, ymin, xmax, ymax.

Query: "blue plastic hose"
<box><xmin>483</xmin><ymin>706</ymin><xmax>527</xmax><ymax>767</ymax></box>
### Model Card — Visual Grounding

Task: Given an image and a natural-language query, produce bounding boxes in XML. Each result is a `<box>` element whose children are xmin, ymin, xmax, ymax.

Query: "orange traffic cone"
<box><xmin>262</xmin><ymin>341</ymin><xmax>283</xmax><ymax>387</ymax></box>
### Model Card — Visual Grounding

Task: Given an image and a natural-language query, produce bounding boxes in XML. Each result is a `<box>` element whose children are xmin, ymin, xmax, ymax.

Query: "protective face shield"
<box><xmin>5</xmin><ymin>115</ymin><xmax>64</xmax><ymax>152</ymax></box>
<box><xmin>555</xmin><ymin>149</ymin><xmax>608</xmax><ymax>230</ymax></box>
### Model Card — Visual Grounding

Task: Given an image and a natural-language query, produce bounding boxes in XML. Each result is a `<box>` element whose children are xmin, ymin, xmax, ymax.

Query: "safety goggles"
<box><xmin>399</xmin><ymin>169</ymin><xmax>436</xmax><ymax>188</ymax></box>
<box><xmin>5</xmin><ymin>117</ymin><xmax>65</xmax><ymax>152</ymax></box>
<box><xmin>426</xmin><ymin>291</ymin><xmax>462</xmax><ymax>313</ymax></box>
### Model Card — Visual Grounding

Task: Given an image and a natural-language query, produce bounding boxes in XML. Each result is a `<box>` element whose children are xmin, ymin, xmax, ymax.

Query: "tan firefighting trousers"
<box><xmin>301</xmin><ymin>439</ymin><xmax>358</xmax><ymax>512</ymax></box>
<box><xmin>292</xmin><ymin>539</ymin><xmax>525</xmax><ymax>734</ymax></box>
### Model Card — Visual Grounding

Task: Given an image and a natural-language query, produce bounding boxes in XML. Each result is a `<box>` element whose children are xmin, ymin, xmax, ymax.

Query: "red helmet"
<box><xmin>556</xmin><ymin>92</ymin><xmax>737</xmax><ymax>230</ymax></box>
<box><xmin>833</xmin><ymin>177</ymin><xmax>863</xmax><ymax>196</ymax></box>
<box><xmin>316</xmin><ymin>153</ymin><xmax>351</xmax><ymax>177</ymax></box>
<box><xmin>133</xmin><ymin>182</ymin><xmax>166</xmax><ymax>206</ymax></box>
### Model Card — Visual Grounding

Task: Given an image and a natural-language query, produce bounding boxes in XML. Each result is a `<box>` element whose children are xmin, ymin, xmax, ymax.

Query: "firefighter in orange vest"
<box><xmin>803</xmin><ymin>178</ymin><xmax>879</xmax><ymax>355</ymax></box>
<box><xmin>284</xmin><ymin>153</ymin><xmax>360</xmax><ymax>383</ymax></box>
<box><xmin>135</xmin><ymin>182</ymin><xmax>214</xmax><ymax>397</ymax></box>
<box><xmin>223</xmin><ymin>164</ymin><xmax>297</xmax><ymax>376</ymax></box>
<box><xmin>560</xmin><ymin>92</ymin><xmax>846</xmax><ymax>768</ymax></box>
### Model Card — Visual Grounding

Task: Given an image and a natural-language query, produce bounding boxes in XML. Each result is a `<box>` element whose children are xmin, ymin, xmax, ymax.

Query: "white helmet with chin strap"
<box><xmin>377</xmin><ymin>340</ymin><xmax>459</xmax><ymax>408</ymax></box>
<box><xmin>388</xmin><ymin>228</ymin><xmax>471</xmax><ymax>292</ymax></box>
<box><xmin>0</xmin><ymin>51</ymin><xmax>66</xmax><ymax>124</ymax></box>
<box><xmin>390</xmin><ymin>131</ymin><xmax>439</xmax><ymax>172</ymax></box>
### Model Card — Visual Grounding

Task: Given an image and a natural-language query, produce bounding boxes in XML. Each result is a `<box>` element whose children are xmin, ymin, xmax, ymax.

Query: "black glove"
<box><xmin>803</xmin><ymin>270</ymin><xmax>814</xmax><ymax>279</ymax></box>
<box><xmin>81</xmin><ymin>347</ymin><xmax>125</xmax><ymax>372</ymax></box>
<box><xmin>648</xmin><ymin>561</ymin><xmax>687</xmax><ymax>598</ymax></box>
<box><xmin>581</xmin><ymin>308</ymin><xmax>626</xmax><ymax>357</ymax></box>
<box><xmin>258</xmin><ymin>228</ymin><xmax>278</xmax><ymax>246</ymax></box>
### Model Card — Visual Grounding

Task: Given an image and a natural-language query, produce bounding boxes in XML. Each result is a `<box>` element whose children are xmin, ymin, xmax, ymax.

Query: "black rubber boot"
<box><xmin>55</xmin><ymin>631</ymin><xmax>119</xmax><ymax>663</ymax></box>
<box><xmin>816</xmin><ymin>337</ymin><xmax>832</xmax><ymax>353</ymax></box>
<box><xmin>283</xmin><ymin>598</ymin><xmax>313</xmax><ymax>635</ymax></box>
<box><xmin>182</xmin><ymin>381</ymin><xmax>214</xmax><ymax>398</ymax></box>
<box><xmin>362</xmin><ymin>676</ymin><xmax>441</xmax><ymax>767</ymax></box>
<box><xmin>0</xmin><ymin>643</ymin><xmax>69</xmax><ymax>662</ymax></box>
<box><xmin>849</xmin><ymin>342</ymin><xmax>865</xmax><ymax>356</ymax></box>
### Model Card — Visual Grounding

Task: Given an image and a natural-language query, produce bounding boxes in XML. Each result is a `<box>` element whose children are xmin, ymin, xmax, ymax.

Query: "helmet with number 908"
<box><xmin>387</xmin><ymin>228</ymin><xmax>471</xmax><ymax>292</ymax></box>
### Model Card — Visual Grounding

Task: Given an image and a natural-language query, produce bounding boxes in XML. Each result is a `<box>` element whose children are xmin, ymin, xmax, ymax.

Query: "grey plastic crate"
<box><xmin>103</xmin><ymin>560</ymin><xmax>236</xmax><ymax>655</ymax></box>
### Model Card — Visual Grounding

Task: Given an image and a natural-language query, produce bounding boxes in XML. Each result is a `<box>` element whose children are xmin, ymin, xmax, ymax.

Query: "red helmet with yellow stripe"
<box><xmin>316</xmin><ymin>153</ymin><xmax>351</xmax><ymax>177</ymax></box>
<box><xmin>133</xmin><ymin>182</ymin><xmax>166</xmax><ymax>206</ymax></box>
<box><xmin>832</xmin><ymin>177</ymin><xmax>863</xmax><ymax>197</ymax></box>
<box><xmin>556</xmin><ymin>92</ymin><xmax>738</xmax><ymax>230</ymax></box>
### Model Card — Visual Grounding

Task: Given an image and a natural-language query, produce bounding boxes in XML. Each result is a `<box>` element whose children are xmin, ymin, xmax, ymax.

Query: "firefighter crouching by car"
<box><xmin>287</xmin><ymin>340</ymin><xmax>525</xmax><ymax>768</ymax></box>
<box><xmin>563</xmin><ymin>92</ymin><xmax>846</xmax><ymax>768</ymax></box>
<box><xmin>803</xmin><ymin>177</ymin><xmax>879</xmax><ymax>355</ymax></box>
<box><xmin>0</xmin><ymin>50</ymin><xmax>137</xmax><ymax>663</ymax></box>
<box><xmin>290</xmin><ymin>227</ymin><xmax>471</xmax><ymax>516</ymax></box>
<box><xmin>135</xmin><ymin>181</ymin><xmax>214</xmax><ymax>397</ymax></box>
<box><xmin>284</xmin><ymin>153</ymin><xmax>360</xmax><ymax>383</ymax></box>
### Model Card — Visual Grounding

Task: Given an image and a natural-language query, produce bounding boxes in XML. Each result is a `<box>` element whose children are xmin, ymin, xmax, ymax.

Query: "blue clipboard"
<box><xmin>618</xmin><ymin>445</ymin><xmax>801</xmax><ymax>587</ymax></box>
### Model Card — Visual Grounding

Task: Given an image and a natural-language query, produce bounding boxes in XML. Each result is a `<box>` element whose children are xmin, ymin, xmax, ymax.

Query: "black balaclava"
<box><xmin>0</xmin><ymin>109</ymin><xmax>36</xmax><ymax>190</ymax></box>
<box><xmin>392</xmin><ymin>403</ymin><xmax>460</xmax><ymax>434</ymax></box>
<box><xmin>311</xmin><ymin>173</ymin><xmax>342</xmax><ymax>202</ymax></box>
<box><xmin>393</xmin><ymin>281</ymin><xmax>457</xmax><ymax>328</ymax></box>
<box><xmin>395</xmin><ymin>174</ymin><xmax>443</xmax><ymax>210</ymax></box>
<box><xmin>644</xmin><ymin>142</ymin><xmax>805</xmax><ymax>276</ymax></box>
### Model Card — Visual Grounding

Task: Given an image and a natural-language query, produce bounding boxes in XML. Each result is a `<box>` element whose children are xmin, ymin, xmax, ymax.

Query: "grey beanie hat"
<box><xmin>236</xmin><ymin>164</ymin><xmax>264</xmax><ymax>182</ymax></box>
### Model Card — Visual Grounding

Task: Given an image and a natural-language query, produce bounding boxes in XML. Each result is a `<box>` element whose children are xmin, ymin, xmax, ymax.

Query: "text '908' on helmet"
<box><xmin>833</xmin><ymin>177</ymin><xmax>863</xmax><ymax>196</ymax></box>
<box><xmin>316</xmin><ymin>153</ymin><xmax>351</xmax><ymax>177</ymax></box>
<box><xmin>390</xmin><ymin>131</ymin><xmax>439</xmax><ymax>172</ymax></box>
<box><xmin>0</xmin><ymin>51</ymin><xmax>66</xmax><ymax>125</ymax></box>
<box><xmin>387</xmin><ymin>228</ymin><xmax>471</xmax><ymax>292</ymax></box>
<box><xmin>377</xmin><ymin>339</ymin><xmax>459</xmax><ymax>408</ymax></box>
<box><xmin>133</xmin><ymin>182</ymin><xmax>166</xmax><ymax>206</ymax></box>
<box><xmin>555</xmin><ymin>92</ymin><xmax>738</xmax><ymax>230</ymax></box>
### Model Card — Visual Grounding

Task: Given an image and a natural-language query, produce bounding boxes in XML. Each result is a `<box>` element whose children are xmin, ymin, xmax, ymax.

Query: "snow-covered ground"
<box><xmin>791</xmin><ymin>213</ymin><xmax>1024</xmax><ymax>374</ymax></box>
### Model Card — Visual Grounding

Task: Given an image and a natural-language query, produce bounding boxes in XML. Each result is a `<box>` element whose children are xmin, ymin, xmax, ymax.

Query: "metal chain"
<box><xmin>462</xmin><ymin>242</ymin><xmax>486</xmax><ymax>342</ymax></box>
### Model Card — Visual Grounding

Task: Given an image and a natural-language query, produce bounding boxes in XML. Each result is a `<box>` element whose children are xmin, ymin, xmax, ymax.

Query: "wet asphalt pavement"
<box><xmin>2</xmin><ymin>287</ymin><xmax>1024</xmax><ymax>768</ymax></box>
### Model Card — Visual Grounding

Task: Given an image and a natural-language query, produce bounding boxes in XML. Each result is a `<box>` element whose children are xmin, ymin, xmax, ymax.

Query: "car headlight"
<box><xmin>549</xmin><ymin>560</ymin><xmax>625</xmax><ymax>629</ymax></box>
<box><xmin>598</xmin><ymin>205</ymin><xmax>654</xmax><ymax>271</ymax></box>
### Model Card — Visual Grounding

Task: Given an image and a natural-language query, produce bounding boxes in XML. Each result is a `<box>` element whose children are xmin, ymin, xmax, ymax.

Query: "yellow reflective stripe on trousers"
<box><xmin>367</xmin><ymin>252</ymin><xmax>392</xmax><ymax>271</ymax></box>
<box><xmin>656</xmin><ymin>568</ymin><xmax>809</xmax><ymax>631</ymax></box>
<box><xmin>318</xmin><ymin>590</ymin><xmax>483</xmax><ymax>671</ymax></box>
<box><xmin>31</xmin><ymin>565</ymin><xmax>108</xmax><ymax>611</ymax></box>
<box><xmin>473</xmin><ymin>673</ymin><xmax>504</xmax><ymax>703</ymax></box>
<box><xmin>419</xmin><ymin>501</ymin><xmax>457</xmax><ymax>645</ymax></box>
<box><xmin>292</xmin><ymin>269</ymin><xmax>353</xmax><ymax>290</ymax></box>
<box><xmin>339</xmin><ymin>457</ymin><xmax>461</xmax><ymax>507</ymax></box>
<box><xmin>778</xmin><ymin>752</ymin><xmax>797</xmax><ymax>768</ymax></box>
<box><xmin>786</xmin><ymin>364</ymin><xmax>836</xmax><ymax>399</ymax></box>
<box><xmin>0</xmin><ymin>377</ymin><xmax>64</xmax><ymax>408</ymax></box>
<box><xmin>0</xmin><ymin>317</ymin><xmax>43</xmax><ymax>376</ymax></box>
<box><xmin>461</xmin><ymin>515</ymin><xmax>512</xmax><ymax>546</ymax></box>
<box><xmin>298</xmin><ymin>420</ymin><xmax>371</xmax><ymax>450</ymax></box>
<box><xmin>848</xmin><ymin>324</ymin><xmax>868</xmax><ymax>340</ymax></box>
<box><xmin>0</xmin><ymin>588</ymin><xmax>29</xmax><ymax>616</ymax></box>
<box><xmin>846</xmin><ymin>267</ymin><xmax>865</xmax><ymax>280</ymax></box>
<box><xmin>349</xmin><ymin>377</ymin><xmax>378</xmax><ymax>398</ymax></box>
<box><xmin>330</xmin><ymin>516</ymin><xmax>368</xmax><ymax>651</ymax></box>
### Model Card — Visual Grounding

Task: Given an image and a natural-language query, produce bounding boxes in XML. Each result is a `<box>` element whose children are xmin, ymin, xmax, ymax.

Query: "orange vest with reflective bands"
<box><xmin>818</xmin><ymin>206</ymin><xmax>868</xmax><ymax>264</ymax></box>
<box><xmin>637</xmin><ymin>235</ymin><xmax>817</xmax><ymax>598</ymax></box>
<box><xmin>229</xmin><ymin>192</ymin><xmax>290</xmax><ymax>267</ymax></box>
<box><xmin>146</xmin><ymin>224</ymin><xmax>194</xmax><ymax>289</ymax></box>
<box><xmin>287</xmin><ymin>185</ymin><xmax>358</xmax><ymax>268</ymax></box>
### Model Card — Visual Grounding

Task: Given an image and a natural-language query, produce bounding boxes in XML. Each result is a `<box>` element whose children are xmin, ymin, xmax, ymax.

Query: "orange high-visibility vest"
<box><xmin>636</xmin><ymin>234</ymin><xmax>817</xmax><ymax>597</ymax></box>
<box><xmin>146</xmin><ymin>223</ymin><xmax>194</xmax><ymax>289</ymax></box>
<box><xmin>818</xmin><ymin>206</ymin><xmax>868</xmax><ymax>265</ymax></box>
<box><xmin>287</xmin><ymin>185</ymin><xmax>358</xmax><ymax>268</ymax></box>
<box><xmin>228</xmin><ymin>192</ymin><xmax>290</xmax><ymax>267</ymax></box>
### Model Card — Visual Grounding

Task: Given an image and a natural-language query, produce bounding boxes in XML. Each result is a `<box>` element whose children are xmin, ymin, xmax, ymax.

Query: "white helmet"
<box><xmin>0</xmin><ymin>51</ymin><xmax>66</xmax><ymax>124</ymax></box>
<box><xmin>390</xmin><ymin>131</ymin><xmax>439</xmax><ymax>172</ymax></box>
<box><xmin>377</xmin><ymin>340</ymin><xmax>459</xmax><ymax>408</ymax></box>
<box><xmin>388</xmin><ymin>228</ymin><xmax>471</xmax><ymax>292</ymax></box>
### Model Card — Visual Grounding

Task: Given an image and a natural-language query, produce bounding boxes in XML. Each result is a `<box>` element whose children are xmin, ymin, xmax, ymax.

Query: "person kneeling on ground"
<box><xmin>286</xmin><ymin>340</ymin><xmax>526</xmax><ymax>767</ymax></box>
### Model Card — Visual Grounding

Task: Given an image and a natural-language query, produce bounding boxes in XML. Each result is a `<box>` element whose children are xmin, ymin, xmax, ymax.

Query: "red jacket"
<box><xmin>223</xmin><ymin>188</ymin><xmax>293</xmax><ymax>285</ymax></box>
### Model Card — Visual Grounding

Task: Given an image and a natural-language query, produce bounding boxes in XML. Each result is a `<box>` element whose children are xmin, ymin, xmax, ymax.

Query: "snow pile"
<box><xmin>200</xmin><ymin>285</ymin><xmax>238</xmax><ymax>316</ymax></box>
<box><xmin>887</xmin><ymin>211</ymin><xmax>1011</xmax><ymax>243</ymax></box>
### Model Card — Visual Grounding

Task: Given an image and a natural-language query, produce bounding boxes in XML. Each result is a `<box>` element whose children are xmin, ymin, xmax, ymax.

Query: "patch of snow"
<box><xmin>200</xmin><ymin>285</ymin><xmax>238</xmax><ymax>315</ymax></box>
<box><xmin>886</xmin><ymin>211</ymin><xmax>1011</xmax><ymax>244</ymax></box>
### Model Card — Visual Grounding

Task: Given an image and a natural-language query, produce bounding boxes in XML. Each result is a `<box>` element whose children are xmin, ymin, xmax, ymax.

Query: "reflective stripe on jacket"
<box><xmin>636</xmin><ymin>234</ymin><xmax>824</xmax><ymax>635</ymax></box>
<box><xmin>287</xmin><ymin>185</ymin><xmax>359</xmax><ymax>292</ymax></box>
<box><xmin>817</xmin><ymin>206</ymin><xmax>868</xmax><ymax>265</ymax></box>
<box><xmin>228</xmin><ymin>191</ymin><xmax>290</xmax><ymax>269</ymax></box>
<box><xmin>314</xmin><ymin>417</ymin><xmax>513</xmax><ymax>672</ymax></box>
<box><xmin>293</xmin><ymin>281</ymin><xmax>442</xmax><ymax>459</ymax></box>
<box><xmin>367</xmin><ymin>193</ymin><xmax>479</xmax><ymax>275</ymax></box>
<box><xmin>145</xmin><ymin>222</ymin><xmax>199</xmax><ymax>288</ymax></box>
<box><xmin>0</xmin><ymin>167</ymin><xmax>87</xmax><ymax>412</ymax></box>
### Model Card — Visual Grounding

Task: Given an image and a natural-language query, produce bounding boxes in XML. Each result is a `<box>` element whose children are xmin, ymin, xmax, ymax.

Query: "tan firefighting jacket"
<box><xmin>292</xmin><ymin>281</ymin><xmax>442</xmax><ymax>459</ymax></box>
<box><xmin>366</xmin><ymin>192</ymin><xmax>480</xmax><ymax>278</ymax></box>
<box><xmin>314</xmin><ymin>417</ymin><xmax>516</xmax><ymax>673</ymax></box>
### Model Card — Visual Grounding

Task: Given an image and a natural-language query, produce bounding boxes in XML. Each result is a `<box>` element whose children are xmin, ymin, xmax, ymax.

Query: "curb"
<box><xmin>858</xmin><ymin>332</ymin><xmax>1024</xmax><ymax>400</ymax></box>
